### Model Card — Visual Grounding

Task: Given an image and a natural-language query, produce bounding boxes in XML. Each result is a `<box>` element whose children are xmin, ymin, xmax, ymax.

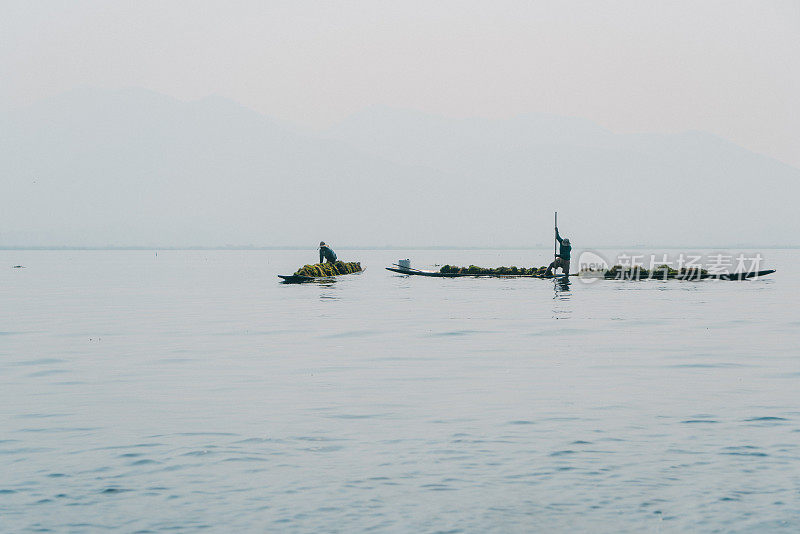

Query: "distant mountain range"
<box><xmin>2</xmin><ymin>88</ymin><xmax>797</xmax><ymax>248</ymax></box>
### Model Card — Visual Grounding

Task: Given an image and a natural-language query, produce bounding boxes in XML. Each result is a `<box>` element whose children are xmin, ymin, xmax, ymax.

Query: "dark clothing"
<box><xmin>319</xmin><ymin>246</ymin><xmax>337</xmax><ymax>264</ymax></box>
<box><xmin>555</xmin><ymin>229</ymin><xmax>571</xmax><ymax>260</ymax></box>
<box><xmin>545</xmin><ymin>257</ymin><xmax>570</xmax><ymax>277</ymax></box>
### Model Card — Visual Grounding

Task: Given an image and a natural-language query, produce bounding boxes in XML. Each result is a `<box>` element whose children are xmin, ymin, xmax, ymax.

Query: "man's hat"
<box><xmin>320</xmin><ymin>241</ymin><xmax>326</xmax><ymax>247</ymax></box>
<box><xmin>563</xmin><ymin>239</ymin><xmax>570</xmax><ymax>245</ymax></box>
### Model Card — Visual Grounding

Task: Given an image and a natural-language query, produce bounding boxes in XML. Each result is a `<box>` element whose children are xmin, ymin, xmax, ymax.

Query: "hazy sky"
<box><xmin>2</xmin><ymin>0</ymin><xmax>799</xmax><ymax>167</ymax></box>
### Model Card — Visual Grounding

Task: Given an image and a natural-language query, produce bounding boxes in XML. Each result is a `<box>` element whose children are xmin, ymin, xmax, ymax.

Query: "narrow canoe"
<box><xmin>386</xmin><ymin>266</ymin><xmax>775</xmax><ymax>281</ymax></box>
<box><xmin>385</xmin><ymin>267</ymin><xmax>572</xmax><ymax>279</ymax></box>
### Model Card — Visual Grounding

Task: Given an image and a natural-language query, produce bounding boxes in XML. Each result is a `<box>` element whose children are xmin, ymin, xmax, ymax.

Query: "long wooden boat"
<box><xmin>385</xmin><ymin>266</ymin><xmax>572</xmax><ymax>279</ymax></box>
<box><xmin>386</xmin><ymin>266</ymin><xmax>775</xmax><ymax>281</ymax></box>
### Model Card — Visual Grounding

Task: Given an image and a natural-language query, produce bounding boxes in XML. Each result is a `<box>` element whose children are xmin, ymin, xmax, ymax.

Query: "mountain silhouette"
<box><xmin>2</xmin><ymin>89</ymin><xmax>797</xmax><ymax>248</ymax></box>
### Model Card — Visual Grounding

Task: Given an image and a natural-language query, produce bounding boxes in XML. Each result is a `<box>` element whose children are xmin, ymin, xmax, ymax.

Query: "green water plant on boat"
<box><xmin>604</xmin><ymin>264</ymin><xmax>709</xmax><ymax>280</ymax></box>
<box><xmin>439</xmin><ymin>265</ymin><xmax>549</xmax><ymax>276</ymax></box>
<box><xmin>294</xmin><ymin>261</ymin><xmax>362</xmax><ymax>277</ymax></box>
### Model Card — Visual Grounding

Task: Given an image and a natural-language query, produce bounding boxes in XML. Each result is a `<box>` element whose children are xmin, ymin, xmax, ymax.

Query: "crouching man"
<box><xmin>319</xmin><ymin>241</ymin><xmax>337</xmax><ymax>264</ymax></box>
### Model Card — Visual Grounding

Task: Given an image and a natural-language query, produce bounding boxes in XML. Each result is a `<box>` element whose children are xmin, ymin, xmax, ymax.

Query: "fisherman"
<box><xmin>545</xmin><ymin>227</ymin><xmax>571</xmax><ymax>277</ymax></box>
<box><xmin>319</xmin><ymin>241</ymin><xmax>337</xmax><ymax>264</ymax></box>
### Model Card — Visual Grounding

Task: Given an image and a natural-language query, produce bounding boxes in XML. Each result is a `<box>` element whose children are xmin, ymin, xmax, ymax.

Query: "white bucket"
<box><xmin>398</xmin><ymin>259</ymin><xmax>411</xmax><ymax>270</ymax></box>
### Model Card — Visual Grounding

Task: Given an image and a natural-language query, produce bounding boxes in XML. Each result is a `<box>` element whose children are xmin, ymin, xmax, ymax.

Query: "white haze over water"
<box><xmin>2</xmin><ymin>1</ymin><xmax>798</xmax><ymax>166</ymax></box>
<box><xmin>1</xmin><ymin>88</ymin><xmax>799</xmax><ymax>249</ymax></box>
<box><xmin>1</xmin><ymin>1</ymin><xmax>798</xmax><ymax>248</ymax></box>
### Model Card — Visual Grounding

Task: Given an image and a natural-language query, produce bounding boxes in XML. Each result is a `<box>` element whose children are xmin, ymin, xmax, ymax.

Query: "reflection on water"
<box><xmin>549</xmin><ymin>277</ymin><xmax>572</xmax><ymax>319</ymax></box>
<box><xmin>553</xmin><ymin>276</ymin><xmax>572</xmax><ymax>300</ymax></box>
<box><xmin>319</xmin><ymin>281</ymin><xmax>339</xmax><ymax>299</ymax></box>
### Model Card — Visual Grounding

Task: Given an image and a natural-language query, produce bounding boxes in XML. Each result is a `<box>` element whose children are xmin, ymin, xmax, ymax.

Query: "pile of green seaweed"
<box><xmin>604</xmin><ymin>264</ymin><xmax>709</xmax><ymax>279</ymax></box>
<box><xmin>294</xmin><ymin>261</ymin><xmax>362</xmax><ymax>277</ymax></box>
<box><xmin>439</xmin><ymin>265</ymin><xmax>549</xmax><ymax>275</ymax></box>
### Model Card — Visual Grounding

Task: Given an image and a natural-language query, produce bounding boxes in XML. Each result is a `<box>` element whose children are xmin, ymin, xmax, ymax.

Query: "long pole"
<box><xmin>554</xmin><ymin>211</ymin><xmax>558</xmax><ymax>259</ymax></box>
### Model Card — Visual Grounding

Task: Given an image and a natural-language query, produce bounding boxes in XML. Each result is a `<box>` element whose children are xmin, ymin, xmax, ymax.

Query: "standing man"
<box><xmin>319</xmin><ymin>241</ymin><xmax>337</xmax><ymax>264</ymax></box>
<box><xmin>545</xmin><ymin>227</ymin><xmax>571</xmax><ymax>276</ymax></box>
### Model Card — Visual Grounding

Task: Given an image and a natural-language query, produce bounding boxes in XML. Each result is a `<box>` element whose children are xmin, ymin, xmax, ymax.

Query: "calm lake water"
<box><xmin>1</xmin><ymin>248</ymin><xmax>799</xmax><ymax>532</ymax></box>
